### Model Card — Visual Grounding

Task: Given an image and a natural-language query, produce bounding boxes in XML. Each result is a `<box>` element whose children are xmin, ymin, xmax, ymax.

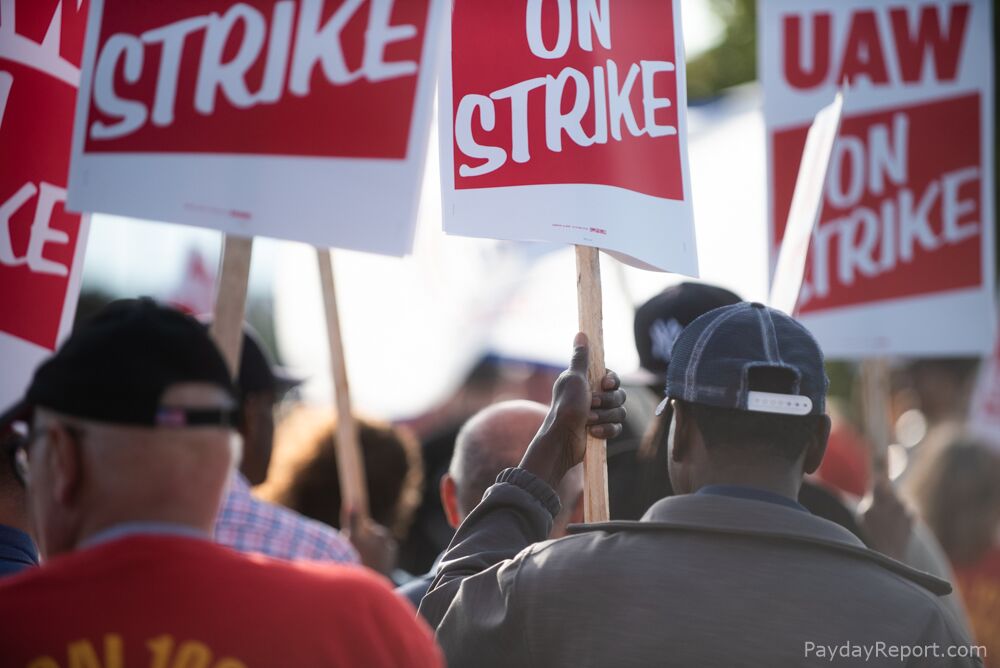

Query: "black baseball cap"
<box><xmin>634</xmin><ymin>282</ymin><xmax>741</xmax><ymax>385</ymax></box>
<box><xmin>0</xmin><ymin>298</ymin><xmax>239</xmax><ymax>431</ymax></box>
<box><xmin>659</xmin><ymin>302</ymin><xmax>827</xmax><ymax>417</ymax></box>
<box><xmin>196</xmin><ymin>319</ymin><xmax>302</xmax><ymax>398</ymax></box>
<box><xmin>237</xmin><ymin>325</ymin><xmax>302</xmax><ymax>397</ymax></box>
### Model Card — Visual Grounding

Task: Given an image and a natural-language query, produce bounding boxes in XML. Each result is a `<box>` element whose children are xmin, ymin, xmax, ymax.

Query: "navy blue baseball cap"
<box><xmin>658</xmin><ymin>302</ymin><xmax>828</xmax><ymax>417</ymax></box>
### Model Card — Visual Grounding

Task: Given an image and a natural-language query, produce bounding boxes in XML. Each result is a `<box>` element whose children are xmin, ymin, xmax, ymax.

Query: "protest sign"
<box><xmin>67</xmin><ymin>0</ymin><xmax>445</xmax><ymax>256</ymax></box>
<box><xmin>1</xmin><ymin>0</ymin><xmax>91</xmax><ymax>407</ymax></box>
<box><xmin>443</xmin><ymin>0</ymin><xmax>698</xmax><ymax>520</ymax></box>
<box><xmin>761</xmin><ymin>0</ymin><xmax>995</xmax><ymax>357</ymax></box>
<box><xmin>441</xmin><ymin>0</ymin><xmax>698</xmax><ymax>274</ymax></box>
<box><xmin>769</xmin><ymin>92</ymin><xmax>843</xmax><ymax>315</ymax></box>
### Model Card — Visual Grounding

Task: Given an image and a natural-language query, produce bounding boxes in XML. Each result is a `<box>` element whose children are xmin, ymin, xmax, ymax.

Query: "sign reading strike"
<box><xmin>67</xmin><ymin>0</ymin><xmax>445</xmax><ymax>255</ymax></box>
<box><xmin>1</xmin><ymin>0</ymin><xmax>91</xmax><ymax>407</ymax></box>
<box><xmin>441</xmin><ymin>0</ymin><xmax>697</xmax><ymax>273</ymax></box>
<box><xmin>761</xmin><ymin>0</ymin><xmax>995</xmax><ymax>356</ymax></box>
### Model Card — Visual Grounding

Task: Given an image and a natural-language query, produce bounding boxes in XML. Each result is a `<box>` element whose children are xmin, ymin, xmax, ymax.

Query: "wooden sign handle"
<box><xmin>860</xmin><ymin>357</ymin><xmax>891</xmax><ymax>480</ymax></box>
<box><xmin>316</xmin><ymin>248</ymin><xmax>369</xmax><ymax>520</ymax></box>
<box><xmin>210</xmin><ymin>235</ymin><xmax>253</xmax><ymax>376</ymax></box>
<box><xmin>575</xmin><ymin>245</ymin><xmax>610</xmax><ymax>523</ymax></box>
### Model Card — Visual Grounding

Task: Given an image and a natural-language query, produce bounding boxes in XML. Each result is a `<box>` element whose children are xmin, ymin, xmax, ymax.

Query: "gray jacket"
<box><xmin>420</xmin><ymin>469</ymin><xmax>982</xmax><ymax>667</ymax></box>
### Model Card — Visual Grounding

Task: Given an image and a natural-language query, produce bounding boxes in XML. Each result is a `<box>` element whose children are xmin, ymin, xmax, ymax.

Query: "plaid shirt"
<box><xmin>214</xmin><ymin>473</ymin><xmax>359</xmax><ymax>564</ymax></box>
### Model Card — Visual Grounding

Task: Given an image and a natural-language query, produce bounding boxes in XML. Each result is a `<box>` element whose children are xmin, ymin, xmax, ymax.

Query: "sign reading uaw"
<box><xmin>1</xmin><ymin>0</ymin><xmax>91</xmax><ymax>407</ymax></box>
<box><xmin>441</xmin><ymin>0</ymin><xmax>698</xmax><ymax>274</ymax></box>
<box><xmin>761</xmin><ymin>0</ymin><xmax>995</xmax><ymax>356</ymax></box>
<box><xmin>67</xmin><ymin>0</ymin><xmax>445</xmax><ymax>255</ymax></box>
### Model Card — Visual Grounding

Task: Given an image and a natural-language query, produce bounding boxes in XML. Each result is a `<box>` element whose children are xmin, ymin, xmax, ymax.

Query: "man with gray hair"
<box><xmin>398</xmin><ymin>399</ymin><xmax>583</xmax><ymax>608</ymax></box>
<box><xmin>0</xmin><ymin>299</ymin><xmax>442</xmax><ymax>666</ymax></box>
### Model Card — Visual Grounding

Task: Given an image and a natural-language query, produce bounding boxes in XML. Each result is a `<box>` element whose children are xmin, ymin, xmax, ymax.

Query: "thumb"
<box><xmin>570</xmin><ymin>332</ymin><xmax>589</xmax><ymax>376</ymax></box>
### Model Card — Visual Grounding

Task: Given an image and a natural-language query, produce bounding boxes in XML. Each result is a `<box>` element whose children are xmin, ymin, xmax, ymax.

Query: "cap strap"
<box><xmin>746</xmin><ymin>391</ymin><xmax>813</xmax><ymax>416</ymax></box>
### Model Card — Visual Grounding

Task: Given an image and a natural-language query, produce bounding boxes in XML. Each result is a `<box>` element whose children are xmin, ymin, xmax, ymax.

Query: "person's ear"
<box><xmin>670</xmin><ymin>401</ymin><xmax>693</xmax><ymax>464</ymax></box>
<box><xmin>802</xmin><ymin>414</ymin><xmax>831</xmax><ymax>475</ymax></box>
<box><xmin>440</xmin><ymin>474</ymin><xmax>461</xmax><ymax>529</ymax></box>
<box><xmin>45</xmin><ymin>424</ymin><xmax>83</xmax><ymax>506</ymax></box>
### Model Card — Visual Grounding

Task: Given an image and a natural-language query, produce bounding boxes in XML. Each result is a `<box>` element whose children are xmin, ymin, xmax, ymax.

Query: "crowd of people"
<box><xmin>0</xmin><ymin>286</ymin><xmax>997</xmax><ymax>667</ymax></box>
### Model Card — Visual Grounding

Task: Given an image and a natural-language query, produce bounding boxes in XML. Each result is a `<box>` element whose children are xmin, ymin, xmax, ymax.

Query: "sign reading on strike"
<box><xmin>67</xmin><ymin>0</ymin><xmax>445</xmax><ymax>256</ymax></box>
<box><xmin>761</xmin><ymin>0</ymin><xmax>995</xmax><ymax>356</ymax></box>
<box><xmin>441</xmin><ymin>0</ymin><xmax>697</xmax><ymax>274</ymax></box>
<box><xmin>1</xmin><ymin>0</ymin><xmax>91</xmax><ymax>407</ymax></box>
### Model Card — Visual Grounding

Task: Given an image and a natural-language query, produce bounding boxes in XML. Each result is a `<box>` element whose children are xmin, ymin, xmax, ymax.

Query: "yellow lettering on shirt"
<box><xmin>67</xmin><ymin>640</ymin><xmax>100</xmax><ymax>668</ymax></box>
<box><xmin>28</xmin><ymin>634</ymin><xmax>247</xmax><ymax>668</ymax></box>
<box><xmin>60</xmin><ymin>634</ymin><xmax>124</xmax><ymax>668</ymax></box>
<box><xmin>103</xmin><ymin>635</ymin><xmax>123</xmax><ymax>668</ymax></box>
<box><xmin>172</xmin><ymin>641</ymin><xmax>212</xmax><ymax>668</ymax></box>
<box><xmin>27</xmin><ymin>659</ymin><xmax>60</xmax><ymax>668</ymax></box>
<box><xmin>147</xmin><ymin>635</ymin><xmax>175</xmax><ymax>668</ymax></box>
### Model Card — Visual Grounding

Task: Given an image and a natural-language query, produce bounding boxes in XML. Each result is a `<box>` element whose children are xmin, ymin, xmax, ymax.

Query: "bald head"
<box><xmin>27</xmin><ymin>383</ymin><xmax>239</xmax><ymax>558</ymax></box>
<box><xmin>450</xmin><ymin>401</ymin><xmax>548</xmax><ymax>517</ymax></box>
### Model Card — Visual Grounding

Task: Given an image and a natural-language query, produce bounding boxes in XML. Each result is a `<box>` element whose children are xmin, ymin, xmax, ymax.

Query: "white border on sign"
<box><xmin>800</xmin><ymin>287</ymin><xmax>994</xmax><ymax>357</ymax></box>
<box><xmin>56</xmin><ymin>213</ymin><xmax>90</xmax><ymax>341</ymax></box>
<box><xmin>438</xmin><ymin>0</ymin><xmax>698</xmax><ymax>275</ymax></box>
<box><xmin>66</xmin><ymin>0</ymin><xmax>447</xmax><ymax>257</ymax></box>
<box><xmin>759</xmin><ymin>0</ymin><xmax>996</xmax><ymax>357</ymax></box>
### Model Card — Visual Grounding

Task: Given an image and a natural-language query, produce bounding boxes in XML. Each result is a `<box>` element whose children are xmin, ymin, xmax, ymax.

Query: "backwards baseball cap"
<box><xmin>634</xmin><ymin>282</ymin><xmax>741</xmax><ymax>385</ymax></box>
<box><xmin>0</xmin><ymin>298</ymin><xmax>238</xmax><ymax>431</ymax></box>
<box><xmin>658</xmin><ymin>302</ymin><xmax>827</xmax><ymax>417</ymax></box>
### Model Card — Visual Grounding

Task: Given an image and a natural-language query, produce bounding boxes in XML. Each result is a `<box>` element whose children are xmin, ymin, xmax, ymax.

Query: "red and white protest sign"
<box><xmin>1</xmin><ymin>0</ymin><xmax>91</xmax><ymax>407</ymax></box>
<box><xmin>440</xmin><ymin>0</ymin><xmax>698</xmax><ymax>273</ymax></box>
<box><xmin>769</xmin><ymin>92</ymin><xmax>843</xmax><ymax>316</ymax></box>
<box><xmin>67</xmin><ymin>0</ymin><xmax>445</xmax><ymax>256</ymax></box>
<box><xmin>761</xmin><ymin>0</ymin><xmax>995</xmax><ymax>356</ymax></box>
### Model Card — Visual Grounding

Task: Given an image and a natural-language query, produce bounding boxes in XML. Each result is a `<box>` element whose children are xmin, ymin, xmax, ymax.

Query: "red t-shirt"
<box><xmin>0</xmin><ymin>535</ymin><xmax>443</xmax><ymax>667</ymax></box>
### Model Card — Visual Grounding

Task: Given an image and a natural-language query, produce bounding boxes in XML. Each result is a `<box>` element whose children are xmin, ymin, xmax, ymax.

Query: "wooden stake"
<box><xmin>316</xmin><ymin>248</ymin><xmax>369</xmax><ymax>519</ymax></box>
<box><xmin>575</xmin><ymin>245</ymin><xmax>610</xmax><ymax>522</ymax></box>
<box><xmin>210</xmin><ymin>235</ymin><xmax>253</xmax><ymax>376</ymax></box>
<box><xmin>861</xmin><ymin>358</ymin><xmax>892</xmax><ymax>479</ymax></box>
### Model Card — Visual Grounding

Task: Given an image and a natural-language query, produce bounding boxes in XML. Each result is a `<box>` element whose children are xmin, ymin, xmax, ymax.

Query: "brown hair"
<box><xmin>258</xmin><ymin>407</ymin><xmax>423</xmax><ymax>541</ymax></box>
<box><xmin>906</xmin><ymin>430</ymin><xmax>1000</xmax><ymax>566</ymax></box>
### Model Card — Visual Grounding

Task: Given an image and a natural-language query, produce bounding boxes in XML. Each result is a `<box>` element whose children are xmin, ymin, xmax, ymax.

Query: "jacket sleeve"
<box><xmin>418</xmin><ymin>467</ymin><xmax>560</xmax><ymax>668</ymax></box>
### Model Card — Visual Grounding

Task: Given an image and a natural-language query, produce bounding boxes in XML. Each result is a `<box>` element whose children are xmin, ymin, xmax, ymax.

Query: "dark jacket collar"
<box><xmin>567</xmin><ymin>493</ymin><xmax>951</xmax><ymax>596</ymax></box>
<box><xmin>0</xmin><ymin>524</ymin><xmax>39</xmax><ymax>574</ymax></box>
